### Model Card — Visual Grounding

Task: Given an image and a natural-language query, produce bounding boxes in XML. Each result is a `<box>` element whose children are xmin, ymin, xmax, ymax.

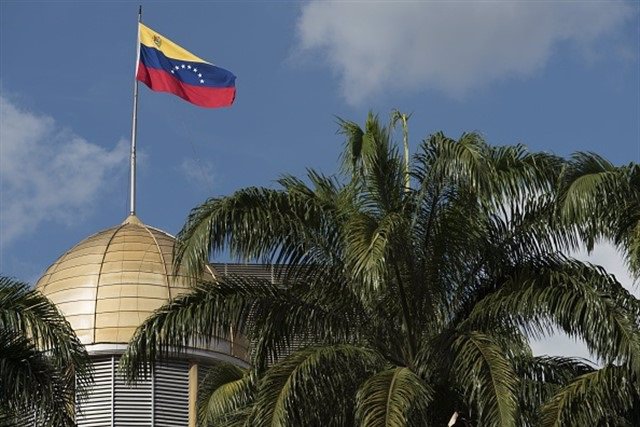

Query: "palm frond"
<box><xmin>175</xmin><ymin>178</ymin><xmax>352</xmax><ymax>282</ymax></box>
<box><xmin>198</xmin><ymin>363</ymin><xmax>254</xmax><ymax>426</ymax></box>
<box><xmin>468</xmin><ymin>256</ymin><xmax>640</xmax><ymax>368</ymax></box>
<box><xmin>558</xmin><ymin>152</ymin><xmax>619</xmax><ymax>223</ymax></box>
<box><xmin>249</xmin><ymin>344</ymin><xmax>384</xmax><ymax>426</ymax></box>
<box><xmin>416</xmin><ymin>131</ymin><xmax>491</xmax><ymax>194</ymax></box>
<box><xmin>452</xmin><ymin>332</ymin><xmax>519</xmax><ymax>427</ymax></box>
<box><xmin>120</xmin><ymin>276</ymin><xmax>268</xmax><ymax>380</ymax></box>
<box><xmin>558</xmin><ymin>152</ymin><xmax>640</xmax><ymax>277</ymax></box>
<box><xmin>337</xmin><ymin>116</ymin><xmax>365</xmax><ymax>178</ymax></box>
<box><xmin>121</xmin><ymin>274</ymin><xmax>364</xmax><ymax>380</ymax></box>
<box><xmin>0</xmin><ymin>276</ymin><xmax>91</xmax><ymax>426</ymax></box>
<box><xmin>0</xmin><ymin>276</ymin><xmax>92</xmax><ymax>390</ymax></box>
<box><xmin>511</xmin><ymin>355</ymin><xmax>594</xmax><ymax>425</ymax></box>
<box><xmin>0</xmin><ymin>329</ymin><xmax>76</xmax><ymax>427</ymax></box>
<box><xmin>345</xmin><ymin>211</ymin><xmax>405</xmax><ymax>293</ymax></box>
<box><xmin>355</xmin><ymin>366</ymin><xmax>434</xmax><ymax>427</ymax></box>
<box><xmin>540</xmin><ymin>365</ymin><xmax>638</xmax><ymax>427</ymax></box>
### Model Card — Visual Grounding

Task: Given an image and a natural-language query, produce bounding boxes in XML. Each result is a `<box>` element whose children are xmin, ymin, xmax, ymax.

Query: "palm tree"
<box><xmin>122</xmin><ymin>113</ymin><xmax>639</xmax><ymax>426</ymax></box>
<box><xmin>0</xmin><ymin>276</ymin><xmax>92</xmax><ymax>426</ymax></box>
<box><xmin>557</xmin><ymin>152</ymin><xmax>640</xmax><ymax>276</ymax></box>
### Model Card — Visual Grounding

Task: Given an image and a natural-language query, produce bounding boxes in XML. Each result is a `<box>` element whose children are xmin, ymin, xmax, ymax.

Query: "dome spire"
<box><xmin>123</xmin><ymin>213</ymin><xmax>142</xmax><ymax>225</ymax></box>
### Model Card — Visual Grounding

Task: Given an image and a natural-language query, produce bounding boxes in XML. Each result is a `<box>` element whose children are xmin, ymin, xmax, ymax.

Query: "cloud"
<box><xmin>296</xmin><ymin>1</ymin><xmax>634</xmax><ymax>104</ymax></box>
<box><xmin>573</xmin><ymin>242</ymin><xmax>637</xmax><ymax>295</ymax></box>
<box><xmin>0</xmin><ymin>94</ymin><xmax>128</xmax><ymax>246</ymax></box>
<box><xmin>179</xmin><ymin>157</ymin><xmax>215</xmax><ymax>191</ymax></box>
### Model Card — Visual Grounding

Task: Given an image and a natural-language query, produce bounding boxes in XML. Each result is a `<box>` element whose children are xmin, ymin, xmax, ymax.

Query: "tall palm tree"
<box><xmin>122</xmin><ymin>113</ymin><xmax>639</xmax><ymax>426</ymax></box>
<box><xmin>0</xmin><ymin>276</ymin><xmax>92</xmax><ymax>426</ymax></box>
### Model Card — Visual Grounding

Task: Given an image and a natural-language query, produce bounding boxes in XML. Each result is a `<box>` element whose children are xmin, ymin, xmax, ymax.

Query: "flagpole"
<box><xmin>129</xmin><ymin>5</ymin><xmax>142</xmax><ymax>216</ymax></box>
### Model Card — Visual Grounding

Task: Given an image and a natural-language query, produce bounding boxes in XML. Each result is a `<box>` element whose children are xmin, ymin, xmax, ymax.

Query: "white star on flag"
<box><xmin>198</xmin><ymin>73</ymin><xmax>202</xmax><ymax>78</ymax></box>
<box><xmin>181</xmin><ymin>64</ymin><xmax>185</xmax><ymax>69</ymax></box>
<box><xmin>187</xmin><ymin>65</ymin><xmax>191</xmax><ymax>69</ymax></box>
<box><xmin>200</xmin><ymin>79</ymin><xmax>204</xmax><ymax>84</ymax></box>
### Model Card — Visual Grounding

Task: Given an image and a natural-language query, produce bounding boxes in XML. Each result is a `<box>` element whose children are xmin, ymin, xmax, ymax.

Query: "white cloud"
<box><xmin>179</xmin><ymin>157</ymin><xmax>215</xmax><ymax>191</ymax></box>
<box><xmin>0</xmin><ymin>94</ymin><xmax>128</xmax><ymax>246</ymax></box>
<box><xmin>574</xmin><ymin>242</ymin><xmax>637</xmax><ymax>294</ymax></box>
<box><xmin>296</xmin><ymin>1</ymin><xmax>634</xmax><ymax>104</ymax></box>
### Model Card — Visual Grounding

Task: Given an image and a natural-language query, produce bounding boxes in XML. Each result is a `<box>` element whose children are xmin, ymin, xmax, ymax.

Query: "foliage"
<box><xmin>558</xmin><ymin>153</ymin><xmax>640</xmax><ymax>277</ymax></box>
<box><xmin>0</xmin><ymin>276</ymin><xmax>92</xmax><ymax>426</ymax></box>
<box><xmin>122</xmin><ymin>112</ymin><xmax>639</xmax><ymax>426</ymax></box>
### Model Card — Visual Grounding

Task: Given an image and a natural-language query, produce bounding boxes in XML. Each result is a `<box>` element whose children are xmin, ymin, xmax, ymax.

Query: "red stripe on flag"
<box><xmin>137</xmin><ymin>63</ymin><xmax>235</xmax><ymax>108</ymax></box>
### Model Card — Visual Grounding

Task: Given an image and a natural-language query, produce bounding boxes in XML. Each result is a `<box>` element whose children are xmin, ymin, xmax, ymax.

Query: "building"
<box><xmin>35</xmin><ymin>214</ymin><xmax>251</xmax><ymax>426</ymax></box>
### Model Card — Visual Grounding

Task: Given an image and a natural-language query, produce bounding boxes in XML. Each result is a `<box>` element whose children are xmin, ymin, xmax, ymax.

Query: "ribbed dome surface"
<box><xmin>36</xmin><ymin>215</ymin><xmax>211</xmax><ymax>345</ymax></box>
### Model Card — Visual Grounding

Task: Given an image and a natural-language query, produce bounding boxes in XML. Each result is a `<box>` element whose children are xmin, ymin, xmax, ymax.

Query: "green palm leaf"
<box><xmin>511</xmin><ymin>355</ymin><xmax>594</xmax><ymax>425</ymax></box>
<box><xmin>558</xmin><ymin>152</ymin><xmax>640</xmax><ymax>275</ymax></box>
<box><xmin>198</xmin><ymin>363</ymin><xmax>254</xmax><ymax>426</ymax></box>
<box><xmin>468</xmin><ymin>257</ymin><xmax>640</xmax><ymax>368</ymax></box>
<box><xmin>0</xmin><ymin>329</ymin><xmax>77</xmax><ymax>426</ymax></box>
<box><xmin>540</xmin><ymin>365</ymin><xmax>639</xmax><ymax>427</ymax></box>
<box><xmin>355</xmin><ymin>366</ymin><xmax>434</xmax><ymax>427</ymax></box>
<box><xmin>452</xmin><ymin>332</ymin><xmax>519</xmax><ymax>427</ymax></box>
<box><xmin>250</xmin><ymin>344</ymin><xmax>384</xmax><ymax>427</ymax></box>
<box><xmin>121</xmin><ymin>274</ymin><xmax>363</xmax><ymax>379</ymax></box>
<box><xmin>0</xmin><ymin>276</ymin><xmax>91</xmax><ymax>426</ymax></box>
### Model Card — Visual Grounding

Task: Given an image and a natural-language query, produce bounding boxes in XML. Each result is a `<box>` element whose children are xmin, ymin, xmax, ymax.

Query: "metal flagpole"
<box><xmin>129</xmin><ymin>6</ymin><xmax>142</xmax><ymax>216</ymax></box>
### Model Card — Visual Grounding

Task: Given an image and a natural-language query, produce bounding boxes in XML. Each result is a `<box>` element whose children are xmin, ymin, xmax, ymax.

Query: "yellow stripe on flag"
<box><xmin>139</xmin><ymin>23</ymin><xmax>210</xmax><ymax>64</ymax></box>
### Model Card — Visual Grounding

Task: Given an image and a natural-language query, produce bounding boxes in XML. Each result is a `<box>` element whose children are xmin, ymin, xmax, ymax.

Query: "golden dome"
<box><xmin>36</xmin><ymin>214</ymin><xmax>213</xmax><ymax>345</ymax></box>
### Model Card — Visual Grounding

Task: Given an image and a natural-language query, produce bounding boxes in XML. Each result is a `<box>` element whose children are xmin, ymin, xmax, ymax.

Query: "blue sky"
<box><xmin>1</xmin><ymin>1</ymin><xmax>638</xmax><ymax>357</ymax></box>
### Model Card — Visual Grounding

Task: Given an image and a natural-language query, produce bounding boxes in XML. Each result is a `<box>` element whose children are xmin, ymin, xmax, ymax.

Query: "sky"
<box><xmin>1</xmin><ymin>1</ymin><xmax>639</xmax><ymax>359</ymax></box>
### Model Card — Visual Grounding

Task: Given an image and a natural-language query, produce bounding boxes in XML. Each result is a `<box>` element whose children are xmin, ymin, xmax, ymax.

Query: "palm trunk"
<box><xmin>391</xmin><ymin>253</ymin><xmax>416</xmax><ymax>364</ymax></box>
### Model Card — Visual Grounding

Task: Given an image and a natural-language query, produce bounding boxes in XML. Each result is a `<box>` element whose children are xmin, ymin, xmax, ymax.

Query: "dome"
<box><xmin>35</xmin><ymin>214</ymin><xmax>214</xmax><ymax>345</ymax></box>
<box><xmin>34</xmin><ymin>215</ymin><xmax>248</xmax><ymax>427</ymax></box>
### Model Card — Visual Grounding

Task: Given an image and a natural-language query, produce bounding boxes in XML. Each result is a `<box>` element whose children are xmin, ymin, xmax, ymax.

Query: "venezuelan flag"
<box><xmin>136</xmin><ymin>23</ymin><xmax>236</xmax><ymax>108</ymax></box>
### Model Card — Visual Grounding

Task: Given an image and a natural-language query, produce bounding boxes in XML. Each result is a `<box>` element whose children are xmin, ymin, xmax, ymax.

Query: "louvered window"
<box><xmin>154</xmin><ymin>361</ymin><xmax>190</xmax><ymax>426</ymax></box>
<box><xmin>114</xmin><ymin>361</ymin><xmax>152</xmax><ymax>426</ymax></box>
<box><xmin>75</xmin><ymin>356</ymin><xmax>190</xmax><ymax>427</ymax></box>
<box><xmin>76</xmin><ymin>357</ymin><xmax>113</xmax><ymax>426</ymax></box>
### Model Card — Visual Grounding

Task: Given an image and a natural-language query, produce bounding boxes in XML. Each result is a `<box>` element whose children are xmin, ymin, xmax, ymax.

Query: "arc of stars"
<box><xmin>169</xmin><ymin>63</ymin><xmax>206</xmax><ymax>84</ymax></box>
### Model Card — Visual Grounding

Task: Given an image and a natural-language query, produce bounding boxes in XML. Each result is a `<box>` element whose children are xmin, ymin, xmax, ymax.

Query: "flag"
<box><xmin>136</xmin><ymin>23</ymin><xmax>236</xmax><ymax>108</ymax></box>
